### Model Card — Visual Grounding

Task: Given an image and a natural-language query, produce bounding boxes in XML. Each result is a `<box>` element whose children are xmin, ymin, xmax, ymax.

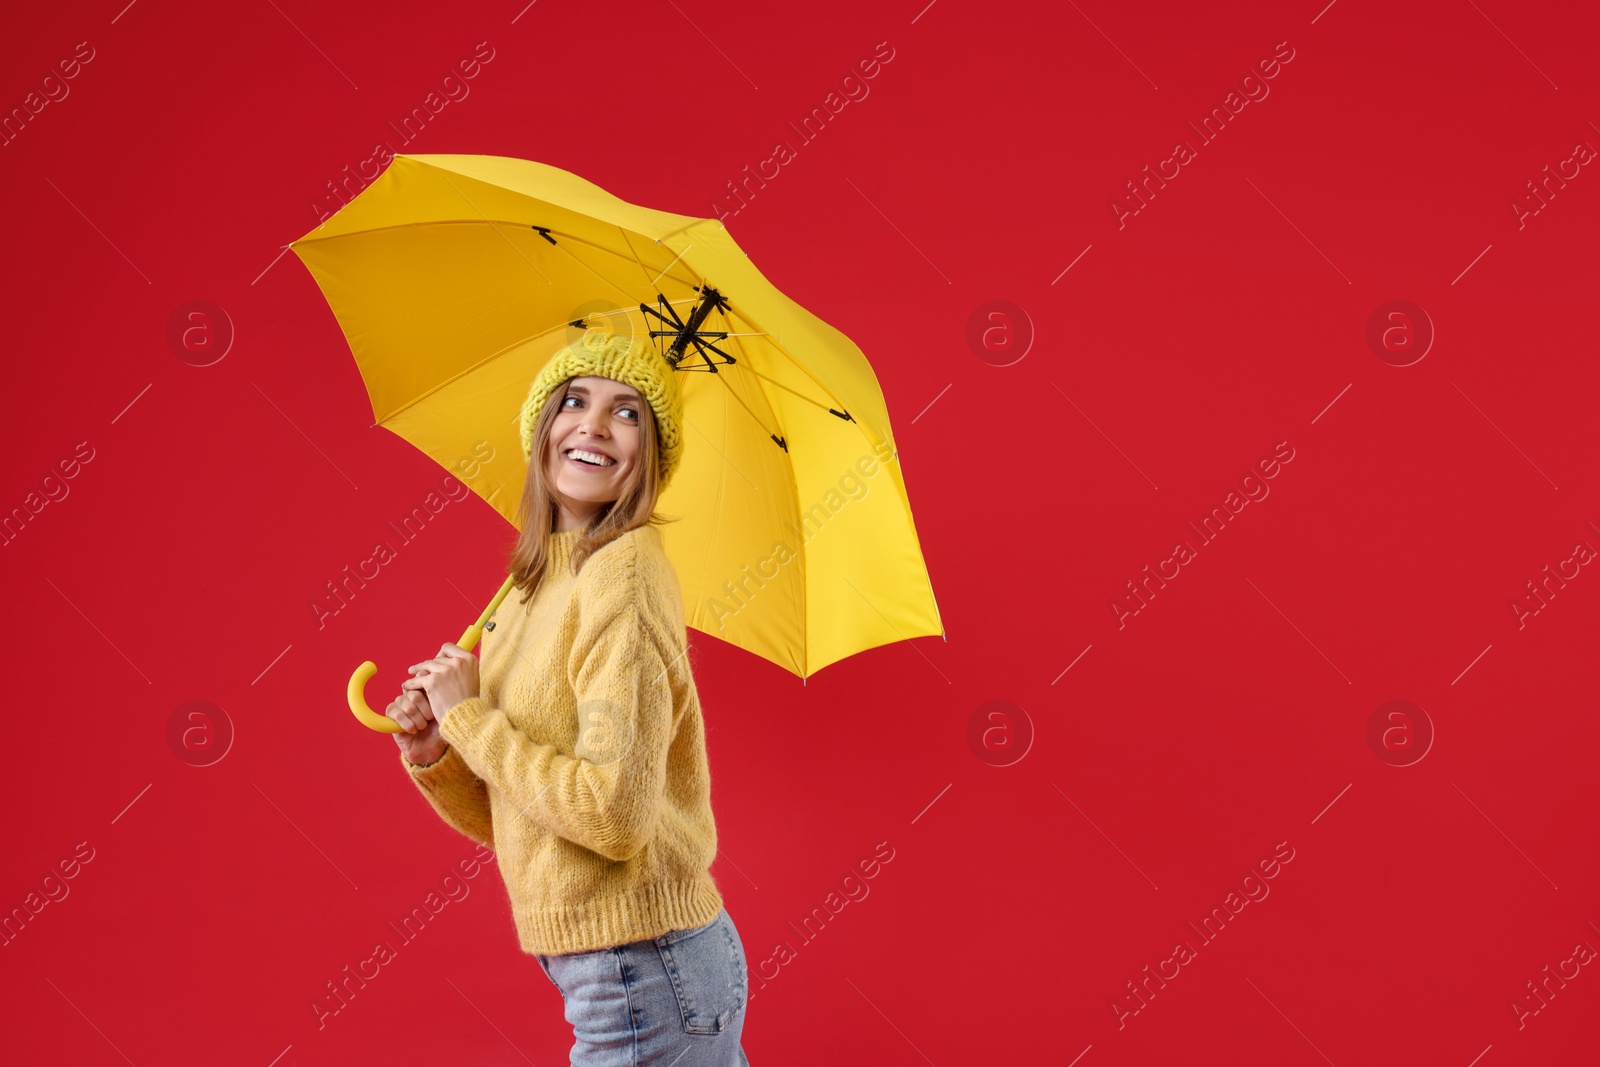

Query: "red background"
<box><xmin>4</xmin><ymin>1</ymin><xmax>1598</xmax><ymax>1063</ymax></box>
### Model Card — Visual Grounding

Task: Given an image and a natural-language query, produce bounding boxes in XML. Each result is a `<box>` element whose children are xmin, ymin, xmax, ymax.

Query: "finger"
<box><xmin>402</xmin><ymin>683</ymin><xmax>434</xmax><ymax>708</ymax></box>
<box><xmin>382</xmin><ymin>700</ymin><xmax>416</xmax><ymax>735</ymax></box>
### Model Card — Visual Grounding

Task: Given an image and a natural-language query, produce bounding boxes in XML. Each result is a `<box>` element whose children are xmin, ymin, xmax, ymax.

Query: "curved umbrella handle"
<box><xmin>348</xmin><ymin>574</ymin><xmax>522</xmax><ymax>733</ymax></box>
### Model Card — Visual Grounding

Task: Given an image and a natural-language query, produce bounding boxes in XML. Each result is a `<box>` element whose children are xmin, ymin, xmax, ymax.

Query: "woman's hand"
<box><xmin>402</xmin><ymin>642</ymin><xmax>480</xmax><ymax>728</ymax></box>
<box><xmin>387</xmin><ymin>687</ymin><xmax>446</xmax><ymax>766</ymax></box>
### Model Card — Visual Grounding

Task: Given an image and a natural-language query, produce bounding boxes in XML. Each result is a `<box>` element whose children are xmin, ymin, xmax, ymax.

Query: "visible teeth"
<box><xmin>568</xmin><ymin>449</ymin><xmax>613</xmax><ymax>467</ymax></box>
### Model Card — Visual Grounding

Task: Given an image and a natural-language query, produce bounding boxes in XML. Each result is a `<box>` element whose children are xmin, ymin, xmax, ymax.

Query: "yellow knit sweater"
<box><xmin>399</xmin><ymin>524</ymin><xmax>726</xmax><ymax>956</ymax></box>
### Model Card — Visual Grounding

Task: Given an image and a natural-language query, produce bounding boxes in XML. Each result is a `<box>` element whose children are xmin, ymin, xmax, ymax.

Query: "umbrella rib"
<box><xmin>695</xmin><ymin>414</ymin><xmax>732</xmax><ymax>672</ymax></box>
<box><xmin>297</xmin><ymin>218</ymin><xmax>666</xmax><ymax>253</ymax></box>
<box><xmin>734</xmin><ymin>362</ymin><xmax>843</xmax><ymax>413</ymax></box>
<box><xmin>297</xmin><ymin>217</ymin><xmax>697</xmax><ymax>295</ymax></box>
<box><xmin>547</xmin><ymin>235</ymin><xmax>649</xmax><ymax>306</ymax></box>
<box><xmin>367</xmin><ymin>305</ymin><xmax>730</xmax><ymax>434</ymax></box>
<box><xmin>655</xmin><ymin>218</ymin><xmax>704</xmax><ymax>245</ymax></box>
<box><xmin>369</xmin><ymin>302</ymin><xmax>712</xmax><ymax>431</ymax></box>
<box><xmin>717</xmin><ymin>309</ymin><xmax>812</xmax><ymax>679</ymax></box>
<box><xmin>587</xmin><ymin>297</ymin><xmax>702</xmax><ymax>318</ymax></box>
<box><xmin>373</xmin><ymin>318</ymin><xmax>577</xmax><ymax>425</ymax></box>
<box><xmin>616</xmin><ymin>225</ymin><xmax>700</xmax><ymax>293</ymax></box>
<box><xmin>722</xmin><ymin>303</ymin><xmax>867</xmax><ymax>433</ymax></box>
<box><xmin>718</xmin><ymin>308</ymin><xmax>795</xmax><ymax>437</ymax></box>
<box><xmin>649</xmin><ymin>244</ymin><xmax>694</xmax><ymax>289</ymax></box>
<box><xmin>534</xmin><ymin>225</ymin><xmax>702</xmax><ymax>302</ymax></box>
<box><xmin>292</xmin><ymin>218</ymin><xmax>522</xmax><ymax>245</ymax></box>
<box><xmin>617</xmin><ymin>225</ymin><xmax>658</xmax><ymax>292</ymax></box>
<box><xmin>709</xmin><ymin>359</ymin><xmax>784</xmax><ymax>446</ymax></box>
<box><xmin>437</xmin><ymin>173</ymin><xmax>556</xmax><ymax>287</ymax></box>
<box><xmin>655</xmin><ymin>301</ymin><xmax>783</xmax><ymax>446</ymax></box>
<box><xmin>546</xmin><ymin>224</ymin><xmax>675</xmax><ymax>269</ymax></box>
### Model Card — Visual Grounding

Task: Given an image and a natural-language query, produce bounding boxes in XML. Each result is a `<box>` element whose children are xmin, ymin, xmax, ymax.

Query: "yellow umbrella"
<box><xmin>289</xmin><ymin>154</ymin><xmax>942</xmax><ymax>732</ymax></box>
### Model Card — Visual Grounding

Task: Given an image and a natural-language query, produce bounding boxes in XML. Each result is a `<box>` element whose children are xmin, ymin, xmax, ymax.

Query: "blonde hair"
<box><xmin>506</xmin><ymin>377</ymin><xmax>679</xmax><ymax>603</ymax></box>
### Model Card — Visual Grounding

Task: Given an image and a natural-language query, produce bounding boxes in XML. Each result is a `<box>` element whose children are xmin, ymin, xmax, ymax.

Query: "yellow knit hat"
<box><xmin>519</xmin><ymin>322</ymin><xmax>685</xmax><ymax>488</ymax></box>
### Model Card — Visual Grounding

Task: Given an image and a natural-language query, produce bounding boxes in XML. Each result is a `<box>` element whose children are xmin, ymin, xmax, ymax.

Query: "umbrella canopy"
<box><xmin>291</xmin><ymin>153</ymin><xmax>942</xmax><ymax>681</ymax></box>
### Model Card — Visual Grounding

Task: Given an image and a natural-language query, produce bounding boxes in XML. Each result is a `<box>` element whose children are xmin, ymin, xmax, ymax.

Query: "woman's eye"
<box><xmin>562</xmin><ymin>396</ymin><xmax>637</xmax><ymax>420</ymax></box>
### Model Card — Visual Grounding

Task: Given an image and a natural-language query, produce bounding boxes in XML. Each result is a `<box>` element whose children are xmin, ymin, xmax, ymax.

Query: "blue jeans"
<box><xmin>536</xmin><ymin>907</ymin><xmax>751</xmax><ymax>1066</ymax></box>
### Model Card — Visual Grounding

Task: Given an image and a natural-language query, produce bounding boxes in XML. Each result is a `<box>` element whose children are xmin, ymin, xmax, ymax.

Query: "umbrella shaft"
<box><xmin>668</xmin><ymin>288</ymin><xmax>723</xmax><ymax>365</ymax></box>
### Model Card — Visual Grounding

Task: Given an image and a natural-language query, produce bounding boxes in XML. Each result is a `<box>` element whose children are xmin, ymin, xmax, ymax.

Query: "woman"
<box><xmin>386</xmin><ymin>327</ymin><xmax>752</xmax><ymax>1066</ymax></box>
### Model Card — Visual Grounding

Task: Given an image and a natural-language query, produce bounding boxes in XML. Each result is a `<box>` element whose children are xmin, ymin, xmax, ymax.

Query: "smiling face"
<box><xmin>542</xmin><ymin>376</ymin><xmax>645</xmax><ymax>532</ymax></box>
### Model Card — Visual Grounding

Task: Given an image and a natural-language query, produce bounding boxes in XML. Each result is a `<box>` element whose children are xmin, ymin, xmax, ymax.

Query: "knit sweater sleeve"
<box><xmin>398</xmin><ymin>743</ymin><xmax>496</xmax><ymax>850</ymax></box>
<box><xmin>436</xmin><ymin>544</ymin><xmax>676</xmax><ymax>863</ymax></box>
